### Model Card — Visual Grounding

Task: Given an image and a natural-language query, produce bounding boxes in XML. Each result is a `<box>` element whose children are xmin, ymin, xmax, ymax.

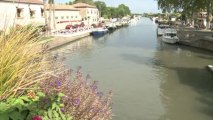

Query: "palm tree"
<box><xmin>52</xmin><ymin>0</ymin><xmax>56</xmax><ymax>29</ymax></box>
<box><xmin>43</xmin><ymin>0</ymin><xmax>48</xmax><ymax>34</ymax></box>
<box><xmin>48</xmin><ymin>0</ymin><xmax>52</xmax><ymax>33</ymax></box>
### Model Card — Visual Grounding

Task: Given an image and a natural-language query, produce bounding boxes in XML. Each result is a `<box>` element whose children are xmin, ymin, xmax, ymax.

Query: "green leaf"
<box><xmin>58</xmin><ymin>93</ymin><xmax>64</xmax><ymax>97</ymax></box>
<box><xmin>0</xmin><ymin>113</ymin><xmax>9</xmax><ymax>120</ymax></box>
<box><xmin>58</xmin><ymin>110</ymin><xmax>66</xmax><ymax>120</ymax></box>
<box><xmin>67</xmin><ymin>116</ymin><xmax>72</xmax><ymax>120</ymax></box>
<box><xmin>20</xmin><ymin>96</ymin><xmax>31</xmax><ymax>102</ymax></box>
<box><xmin>20</xmin><ymin>110</ymin><xmax>30</xmax><ymax>118</ymax></box>
<box><xmin>47</xmin><ymin>109</ymin><xmax>53</xmax><ymax>119</ymax></box>
<box><xmin>37</xmin><ymin>92</ymin><xmax>45</xmax><ymax>97</ymax></box>
<box><xmin>59</xmin><ymin>104</ymin><xmax>64</xmax><ymax>107</ymax></box>
<box><xmin>53</xmin><ymin>110</ymin><xmax>59</xmax><ymax>118</ymax></box>
<box><xmin>9</xmin><ymin>111</ymin><xmax>25</xmax><ymax>120</ymax></box>
<box><xmin>0</xmin><ymin>102</ymin><xmax>10</xmax><ymax>112</ymax></box>
<box><xmin>52</xmin><ymin>102</ymin><xmax>57</xmax><ymax>110</ymax></box>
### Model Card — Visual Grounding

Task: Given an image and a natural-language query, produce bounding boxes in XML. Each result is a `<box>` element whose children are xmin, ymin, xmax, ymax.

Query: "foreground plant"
<box><xmin>0</xmin><ymin>91</ymin><xmax>72</xmax><ymax>120</ymax></box>
<box><xmin>0</xmin><ymin>26</ymin><xmax>52</xmax><ymax>100</ymax></box>
<box><xmin>0</xmin><ymin>25</ymin><xmax>113</xmax><ymax>120</ymax></box>
<box><xmin>40</xmin><ymin>65</ymin><xmax>113</xmax><ymax>120</ymax></box>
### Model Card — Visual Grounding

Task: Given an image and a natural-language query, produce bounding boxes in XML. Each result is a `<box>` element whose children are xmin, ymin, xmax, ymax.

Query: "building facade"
<box><xmin>0</xmin><ymin>0</ymin><xmax>45</xmax><ymax>30</ymax></box>
<box><xmin>46</xmin><ymin>4</ymin><xmax>82</xmax><ymax>30</ymax></box>
<box><xmin>71</xmin><ymin>3</ymin><xmax>99</xmax><ymax>25</ymax></box>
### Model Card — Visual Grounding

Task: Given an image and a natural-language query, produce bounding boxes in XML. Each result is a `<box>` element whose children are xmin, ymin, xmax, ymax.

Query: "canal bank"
<box><xmin>177</xmin><ymin>29</ymin><xmax>213</xmax><ymax>51</ymax></box>
<box><xmin>52</xmin><ymin>18</ymin><xmax>213</xmax><ymax>120</ymax></box>
<box><xmin>47</xmin><ymin>31</ymin><xmax>91</xmax><ymax>50</ymax></box>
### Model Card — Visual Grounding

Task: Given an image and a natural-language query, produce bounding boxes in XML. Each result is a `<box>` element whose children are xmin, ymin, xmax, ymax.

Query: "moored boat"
<box><xmin>207</xmin><ymin>65</ymin><xmax>213</xmax><ymax>73</ymax></box>
<box><xmin>92</xmin><ymin>27</ymin><xmax>108</xmax><ymax>36</ymax></box>
<box><xmin>161</xmin><ymin>29</ymin><xmax>179</xmax><ymax>44</ymax></box>
<box><xmin>157</xmin><ymin>24</ymin><xmax>170</xmax><ymax>36</ymax></box>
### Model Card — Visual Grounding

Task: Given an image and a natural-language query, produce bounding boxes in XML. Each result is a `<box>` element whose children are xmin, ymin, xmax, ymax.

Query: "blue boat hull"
<box><xmin>92</xmin><ymin>30</ymin><xmax>108</xmax><ymax>36</ymax></box>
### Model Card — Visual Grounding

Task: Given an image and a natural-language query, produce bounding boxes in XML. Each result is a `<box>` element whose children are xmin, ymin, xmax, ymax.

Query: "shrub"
<box><xmin>0</xmin><ymin>91</ymin><xmax>72</xmax><ymax>120</ymax></box>
<box><xmin>40</xmin><ymin>65</ymin><xmax>113</xmax><ymax>120</ymax></box>
<box><xmin>0</xmin><ymin>26</ymin><xmax>52</xmax><ymax>100</ymax></box>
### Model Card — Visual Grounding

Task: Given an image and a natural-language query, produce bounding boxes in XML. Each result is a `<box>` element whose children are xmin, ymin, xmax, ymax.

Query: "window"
<box><xmin>16</xmin><ymin>8</ymin><xmax>23</xmax><ymax>18</ymax></box>
<box><xmin>87</xmin><ymin>10</ymin><xmax>89</xmax><ymax>14</ymax></box>
<box><xmin>67</xmin><ymin>16</ymin><xmax>69</xmax><ymax>19</ymax></box>
<box><xmin>41</xmin><ymin>8</ymin><xmax>44</xmax><ymax>17</ymax></box>
<box><xmin>75</xmin><ymin>16</ymin><xmax>78</xmax><ymax>18</ymax></box>
<box><xmin>91</xmin><ymin>10</ymin><xmax>93</xmax><ymax>14</ymax></box>
<box><xmin>30</xmin><ymin>9</ymin><xmax>36</xmax><ymax>18</ymax></box>
<box><xmin>55</xmin><ymin>17</ymin><xmax>58</xmax><ymax>19</ymax></box>
<box><xmin>61</xmin><ymin>16</ymin><xmax>64</xmax><ymax>19</ymax></box>
<box><xmin>71</xmin><ymin>16</ymin><xmax>73</xmax><ymax>19</ymax></box>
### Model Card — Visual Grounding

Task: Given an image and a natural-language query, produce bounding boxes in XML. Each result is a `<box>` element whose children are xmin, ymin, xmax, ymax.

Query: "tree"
<box><xmin>156</xmin><ymin>0</ymin><xmax>213</xmax><ymax>28</ymax></box>
<box><xmin>66</xmin><ymin>1</ymin><xmax>72</xmax><ymax>5</ymax></box>
<box><xmin>94</xmin><ymin>1</ymin><xmax>107</xmax><ymax>17</ymax></box>
<box><xmin>117</xmin><ymin>4</ymin><xmax>131</xmax><ymax>17</ymax></box>
<box><xmin>73</xmin><ymin>0</ymin><xmax>94</xmax><ymax>5</ymax></box>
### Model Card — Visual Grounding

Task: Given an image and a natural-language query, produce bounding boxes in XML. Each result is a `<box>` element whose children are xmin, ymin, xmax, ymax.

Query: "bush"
<box><xmin>40</xmin><ymin>64</ymin><xmax>113</xmax><ymax>120</ymax></box>
<box><xmin>0</xmin><ymin>26</ymin><xmax>52</xmax><ymax>100</ymax></box>
<box><xmin>0</xmin><ymin>91</ymin><xmax>72</xmax><ymax>120</ymax></box>
<box><xmin>0</xmin><ymin>25</ymin><xmax>113</xmax><ymax>120</ymax></box>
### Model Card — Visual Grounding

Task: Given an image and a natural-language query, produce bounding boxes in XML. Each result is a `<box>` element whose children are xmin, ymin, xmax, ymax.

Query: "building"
<box><xmin>71</xmin><ymin>3</ymin><xmax>99</xmax><ymax>25</ymax></box>
<box><xmin>46</xmin><ymin>4</ymin><xmax>82</xmax><ymax>30</ymax></box>
<box><xmin>194</xmin><ymin>11</ymin><xmax>208</xmax><ymax>28</ymax></box>
<box><xmin>0</xmin><ymin>0</ymin><xmax>45</xmax><ymax>30</ymax></box>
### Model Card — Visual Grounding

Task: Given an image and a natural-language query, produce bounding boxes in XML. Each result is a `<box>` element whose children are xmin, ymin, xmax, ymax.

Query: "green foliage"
<box><xmin>73</xmin><ymin>0</ymin><xmax>94</xmax><ymax>5</ymax></box>
<box><xmin>0</xmin><ymin>92</ymin><xmax>72</xmax><ymax>120</ymax></box>
<box><xmin>97</xmin><ymin>4</ymin><xmax>131</xmax><ymax>19</ymax></box>
<box><xmin>70</xmin><ymin>0</ymin><xmax>131</xmax><ymax>18</ymax></box>
<box><xmin>94</xmin><ymin>1</ymin><xmax>107</xmax><ymax>16</ymax></box>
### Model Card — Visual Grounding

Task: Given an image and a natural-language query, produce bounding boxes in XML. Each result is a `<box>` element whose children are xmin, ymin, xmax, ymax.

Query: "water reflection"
<box><xmin>153</xmin><ymin>41</ymin><xmax>213</xmax><ymax>120</ymax></box>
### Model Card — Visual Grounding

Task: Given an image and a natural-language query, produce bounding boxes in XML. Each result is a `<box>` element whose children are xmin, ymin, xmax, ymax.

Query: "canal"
<box><xmin>53</xmin><ymin>18</ymin><xmax>213</xmax><ymax>120</ymax></box>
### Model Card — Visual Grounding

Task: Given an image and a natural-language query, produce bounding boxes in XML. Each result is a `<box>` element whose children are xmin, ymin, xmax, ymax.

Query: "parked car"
<box><xmin>65</xmin><ymin>25</ymin><xmax>72</xmax><ymax>29</ymax></box>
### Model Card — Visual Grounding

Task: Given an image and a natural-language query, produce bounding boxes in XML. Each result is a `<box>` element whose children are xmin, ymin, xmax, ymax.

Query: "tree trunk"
<box><xmin>43</xmin><ymin>0</ymin><xmax>48</xmax><ymax>35</ymax></box>
<box><xmin>53</xmin><ymin>0</ymin><xmax>56</xmax><ymax>30</ymax></box>
<box><xmin>206</xmin><ymin>0</ymin><xmax>211</xmax><ymax>29</ymax></box>
<box><xmin>48</xmin><ymin>1</ymin><xmax>52</xmax><ymax>34</ymax></box>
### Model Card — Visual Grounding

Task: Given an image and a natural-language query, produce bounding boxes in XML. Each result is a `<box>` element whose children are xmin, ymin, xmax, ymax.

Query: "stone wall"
<box><xmin>177</xmin><ymin>29</ymin><xmax>213</xmax><ymax>51</ymax></box>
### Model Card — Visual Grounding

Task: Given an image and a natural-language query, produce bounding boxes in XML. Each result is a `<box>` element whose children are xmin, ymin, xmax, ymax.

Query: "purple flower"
<box><xmin>92</xmin><ymin>85</ymin><xmax>98</xmax><ymax>92</ymax></box>
<box><xmin>60</xmin><ymin>108</ymin><xmax>65</xmax><ymax>113</ymax></box>
<box><xmin>55</xmin><ymin>80</ymin><xmax>62</xmax><ymax>86</ymax></box>
<box><xmin>91</xmin><ymin>81</ymin><xmax>98</xmax><ymax>92</ymax></box>
<box><xmin>97</xmin><ymin>92</ymin><xmax>103</xmax><ymax>98</ymax></box>
<box><xmin>73</xmin><ymin>98</ymin><xmax>80</xmax><ymax>106</ymax></box>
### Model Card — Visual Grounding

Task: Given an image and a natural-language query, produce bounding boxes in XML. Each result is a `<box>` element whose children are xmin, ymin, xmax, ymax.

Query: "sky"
<box><xmin>55</xmin><ymin>0</ymin><xmax>161</xmax><ymax>13</ymax></box>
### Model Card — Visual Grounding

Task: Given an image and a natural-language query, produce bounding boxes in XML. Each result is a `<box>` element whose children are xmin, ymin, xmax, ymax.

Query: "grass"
<box><xmin>38</xmin><ymin>36</ymin><xmax>55</xmax><ymax>44</ymax></box>
<box><xmin>0</xmin><ymin>26</ymin><xmax>53</xmax><ymax>100</ymax></box>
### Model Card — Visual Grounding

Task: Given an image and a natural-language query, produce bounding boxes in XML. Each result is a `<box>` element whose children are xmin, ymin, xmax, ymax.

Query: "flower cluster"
<box><xmin>40</xmin><ymin>64</ymin><xmax>112</xmax><ymax>120</ymax></box>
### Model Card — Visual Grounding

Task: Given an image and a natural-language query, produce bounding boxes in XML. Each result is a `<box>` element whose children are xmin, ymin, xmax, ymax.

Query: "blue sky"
<box><xmin>55</xmin><ymin>0</ymin><xmax>161</xmax><ymax>13</ymax></box>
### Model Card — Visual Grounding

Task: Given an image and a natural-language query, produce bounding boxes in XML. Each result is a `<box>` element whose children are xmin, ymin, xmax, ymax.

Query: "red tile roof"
<box><xmin>71</xmin><ymin>3</ymin><xmax>96</xmax><ymax>8</ymax></box>
<box><xmin>1</xmin><ymin>0</ymin><xmax>43</xmax><ymax>4</ymax></box>
<box><xmin>46</xmin><ymin>4</ymin><xmax>79</xmax><ymax>11</ymax></box>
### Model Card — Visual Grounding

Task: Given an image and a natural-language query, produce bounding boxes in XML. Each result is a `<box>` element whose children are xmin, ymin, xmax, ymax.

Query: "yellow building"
<box><xmin>46</xmin><ymin>4</ymin><xmax>82</xmax><ymax>30</ymax></box>
<box><xmin>71</xmin><ymin>3</ymin><xmax>99</xmax><ymax>25</ymax></box>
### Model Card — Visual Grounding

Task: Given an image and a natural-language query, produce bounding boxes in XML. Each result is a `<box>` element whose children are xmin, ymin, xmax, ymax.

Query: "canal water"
<box><xmin>53</xmin><ymin>18</ymin><xmax>213</xmax><ymax>120</ymax></box>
